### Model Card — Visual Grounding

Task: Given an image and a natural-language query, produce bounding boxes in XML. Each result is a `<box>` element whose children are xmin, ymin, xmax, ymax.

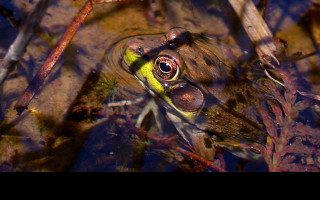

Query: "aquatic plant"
<box><xmin>258</xmin><ymin>63</ymin><xmax>320</xmax><ymax>171</ymax></box>
<box><xmin>228</xmin><ymin>0</ymin><xmax>320</xmax><ymax>171</ymax></box>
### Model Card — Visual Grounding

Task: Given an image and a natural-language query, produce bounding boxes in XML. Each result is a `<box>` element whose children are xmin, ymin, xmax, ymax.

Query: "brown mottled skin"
<box><xmin>123</xmin><ymin>27</ymin><xmax>272</xmax><ymax>160</ymax></box>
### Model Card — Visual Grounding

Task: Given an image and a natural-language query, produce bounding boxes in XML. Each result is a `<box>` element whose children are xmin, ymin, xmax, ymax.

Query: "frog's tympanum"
<box><xmin>121</xmin><ymin>27</ymin><xmax>271</xmax><ymax>161</ymax></box>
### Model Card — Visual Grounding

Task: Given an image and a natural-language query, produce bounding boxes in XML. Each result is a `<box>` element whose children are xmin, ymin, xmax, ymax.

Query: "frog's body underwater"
<box><xmin>119</xmin><ymin>27</ymin><xmax>272</xmax><ymax>161</ymax></box>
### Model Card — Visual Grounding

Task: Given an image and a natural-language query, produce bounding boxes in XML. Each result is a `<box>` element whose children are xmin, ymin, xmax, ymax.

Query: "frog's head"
<box><xmin>123</xmin><ymin>28</ymin><xmax>229</xmax><ymax>124</ymax></box>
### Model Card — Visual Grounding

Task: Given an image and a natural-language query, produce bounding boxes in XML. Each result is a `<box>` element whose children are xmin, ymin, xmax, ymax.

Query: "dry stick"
<box><xmin>228</xmin><ymin>0</ymin><xmax>320</xmax><ymax>101</ymax></box>
<box><xmin>0</xmin><ymin>0</ymin><xmax>52</xmax><ymax>86</ymax></box>
<box><xmin>228</xmin><ymin>0</ymin><xmax>280</xmax><ymax>68</ymax></box>
<box><xmin>13</xmin><ymin>0</ymin><xmax>138</xmax><ymax>114</ymax></box>
<box><xmin>14</xmin><ymin>0</ymin><xmax>93</xmax><ymax>114</ymax></box>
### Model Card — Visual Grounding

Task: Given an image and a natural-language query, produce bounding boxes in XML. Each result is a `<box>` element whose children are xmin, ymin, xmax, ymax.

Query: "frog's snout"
<box><xmin>125</xmin><ymin>38</ymin><xmax>145</xmax><ymax>57</ymax></box>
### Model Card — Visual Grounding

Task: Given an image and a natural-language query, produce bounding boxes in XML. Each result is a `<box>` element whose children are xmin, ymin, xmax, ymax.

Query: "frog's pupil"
<box><xmin>160</xmin><ymin>62</ymin><xmax>171</xmax><ymax>73</ymax></box>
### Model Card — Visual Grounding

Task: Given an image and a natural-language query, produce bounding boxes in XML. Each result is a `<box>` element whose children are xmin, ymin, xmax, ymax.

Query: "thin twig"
<box><xmin>289</xmin><ymin>51</ymin><xmax>318</xmax><ymax>62</ymax></box>
<box><xmin>115</xmin><ymin>119</ymin><xmax>227</xmax><ymax>172</ymax></box>
<box><xmin>106</xmin><ymin>96</ymin><xmax>144</xmax><ymax>107</ymax></box>
<box><xmin>14</xmin><ymin>0</ymin><xmax>93</xmax><ymax>114</ymax></box>
<box><xmin>13</xmin><ymin>0</ymin><xmax>137</xmax><ymax>115</ymax></box>
<box><xmin>261</xmin><ymin>64</ymin><xmax>284</xmax><ymax>87</ymax></box>
<box><xmin>0</xmin><ymin>0</ymin><xmax>52</xmax><ymax>85</ymax></box>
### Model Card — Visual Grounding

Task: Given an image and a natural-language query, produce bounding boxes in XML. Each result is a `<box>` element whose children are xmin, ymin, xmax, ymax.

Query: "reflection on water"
<box><xmin>0</xmin><ymin>0</ymin><xmax>319</xmax><ymax>171</ymax></box>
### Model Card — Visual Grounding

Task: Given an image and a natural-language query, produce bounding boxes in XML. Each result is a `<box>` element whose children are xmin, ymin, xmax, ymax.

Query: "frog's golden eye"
<box><xmin>154</xmin><ymin>56</ymin><xmax>179</xmax><ymax>81</ymax></box>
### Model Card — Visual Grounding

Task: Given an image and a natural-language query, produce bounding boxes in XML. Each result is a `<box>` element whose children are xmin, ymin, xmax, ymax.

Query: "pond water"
<box><xmin>0</xmin><ymin>0</ymin><xmax>319</xmax><ymax>172</ymax></box>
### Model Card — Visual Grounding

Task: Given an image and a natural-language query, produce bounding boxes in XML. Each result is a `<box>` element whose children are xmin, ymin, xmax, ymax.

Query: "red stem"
<box><xmin>122</xmin><ymin>121</ymin><xmax>227</xmax><ymax>172</ymax></box>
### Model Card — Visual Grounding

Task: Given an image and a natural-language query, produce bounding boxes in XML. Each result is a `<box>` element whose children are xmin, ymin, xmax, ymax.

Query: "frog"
<box><xmin>120</xmin><ymin>27</ymin><xmax>272</xmax><ymax>161</ymax></box>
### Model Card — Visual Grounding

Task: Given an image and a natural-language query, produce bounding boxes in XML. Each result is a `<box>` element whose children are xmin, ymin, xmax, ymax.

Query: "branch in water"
<box><xmin>13</xmin><ymin>0</ymin><xmax>138</xmax><ymax>115</ymax></box>
<box><xmin>228</xmin><ymin>0</ymin><xmax>280</xmax><ymax>68</ymax></box>
<box><xmin>0</xmin><ymin>0</ymin><xmax>52</xmax><ymax>86</ymax></box>
<box><xmin>14</xmin><ymin>0</ymin><xmax>93</xmax><ymax>115</ymax></box>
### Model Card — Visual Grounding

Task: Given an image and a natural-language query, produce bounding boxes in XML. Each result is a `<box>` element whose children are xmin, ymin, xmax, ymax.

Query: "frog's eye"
<box><xmin>154</xmin><ymin>56</ymin><xmax>179</xmax><ymax>81</ymax></box>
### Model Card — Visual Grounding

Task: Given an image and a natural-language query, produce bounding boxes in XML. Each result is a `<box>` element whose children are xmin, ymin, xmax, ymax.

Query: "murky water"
<box><xmin>0</xmin><ymin>0</ymin><xmax>319</xmax><ymax>172</ymax></box>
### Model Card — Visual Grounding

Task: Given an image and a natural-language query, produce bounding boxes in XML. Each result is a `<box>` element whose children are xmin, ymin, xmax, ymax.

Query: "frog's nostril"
<box><xmin>126</xmin><ymin>38</ymin><xmax>144</xmax><ymax>56</ymax></box>
<box><xmin>166</xmin><ymin>27</ymin><xmax>193</xmax><ymax>47</ymax></box>
<box><xmin>136</xmin><ymin>46</ymin><xmax>144</xmax><ymax>55</ymax></box>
